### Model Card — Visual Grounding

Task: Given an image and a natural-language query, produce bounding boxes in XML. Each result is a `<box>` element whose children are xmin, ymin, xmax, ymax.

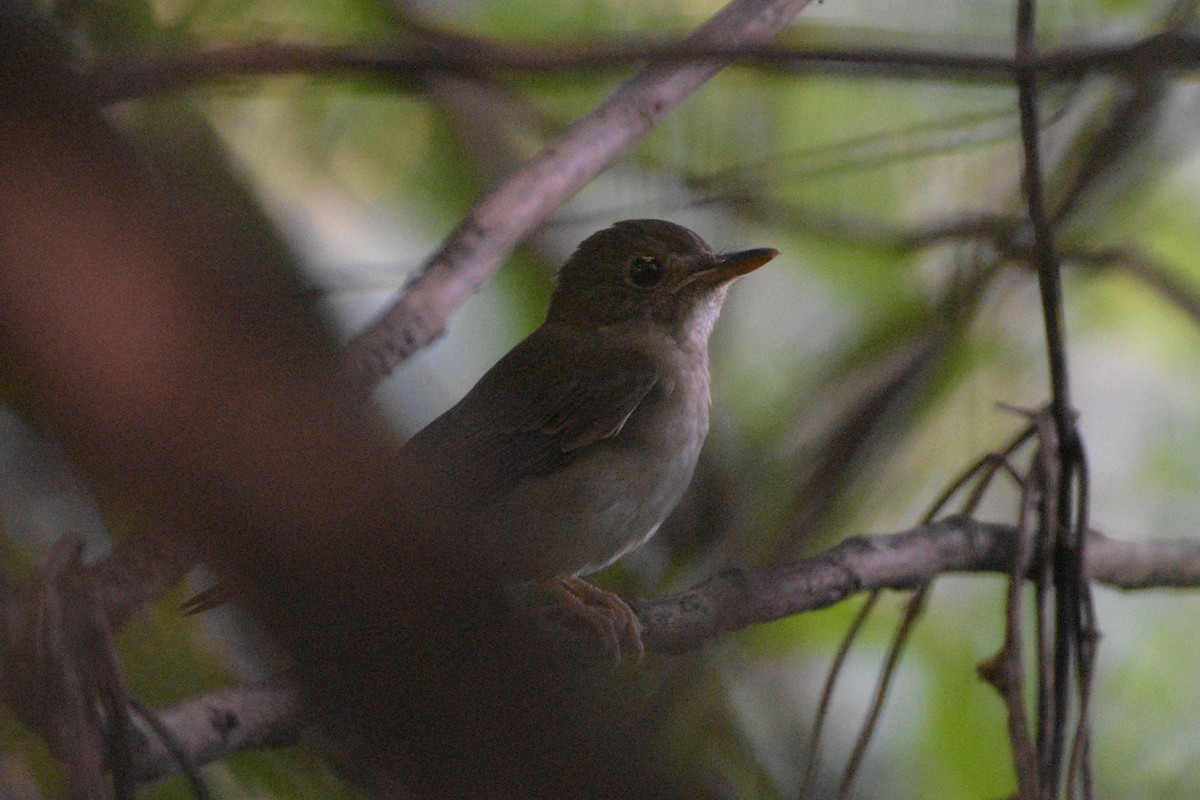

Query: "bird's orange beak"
<box><xmin>673</xmin><ymin>247</ymin><xmax>780</xmax><ymax>292</ymax></box>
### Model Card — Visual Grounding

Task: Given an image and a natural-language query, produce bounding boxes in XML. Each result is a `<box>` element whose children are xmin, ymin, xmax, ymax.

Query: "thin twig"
<box><xmin>1015</xmin><ymin>3</ymin><xmax>1071</xmax><ymax>430</ymax></box>
<box><xmin>1048</xmin><ymin>78</ymin><xmax>1169</xmax><ymax>226</ymax></box>
<box><xmin>1014</xmin><ymin>2</ymin><xmax>1087</xmax><ymax>794</ymax></box>
<box><xmin>978</xmin><ymin>453</ymin><xmax>1042</xmax><ymax>798</ymax></box>
<box><xmin>1067</xmin><ymin>440</ymin><xmax>1098</xmax><ymax>800</ymax></box>
<box><xmin>1028</xmin><ymin>411</ymin><xmax>1063</xmax><ymax>799</ymax></box>
<box><xmin>925</xmin><ymin>426</ymin><xmax>1036</xmax><ymax>517</ymax></box>
<box><xmin>806</xmin><ymin>426</ymin><xmax>1034</xmax><ymax>800</ymax></box>
<box><xmin>86</xmin><ymin>29</ymin><xmax>1200</xmax><ymax>102</ymax></box>
<box><xmin>82</xmin><ymin>594</ymin><xmax>135</xmax><ymax>800</ymax></box>
<box><xmin>832</xmin><ymin>427</ymin><xmax>1037</xmax><ymax>799</ymax></box>
<box><xmin>1051</xmin><ymin>0</ymin><xmax>1200</xmax><ymax>227</ymax></box>
<box><xmin>835</xmin><ymin>586</ymin><xmax>927</xmax><ymax>800</ymax></box>
<box><xmin>796</xmin><ymin>592</ymin><xmax>878</xmax><ymax>800</ymax></box>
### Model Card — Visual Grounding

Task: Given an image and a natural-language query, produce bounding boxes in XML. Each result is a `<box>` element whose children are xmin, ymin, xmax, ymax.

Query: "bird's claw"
<box><xmin>550</xmin><ymin>577</ymin><xmax>645</xmax><ymax>662</ymax></box>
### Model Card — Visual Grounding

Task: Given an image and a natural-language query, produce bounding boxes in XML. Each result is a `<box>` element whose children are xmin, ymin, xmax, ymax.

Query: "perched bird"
<box><xmin>187</xmin><ymin>219</ymin><xmax>776</xmax><ymax>658</ymax></box>
<box><xmin>396</xmin><ymin>219</ymin><xmax>777</xmax><ymax>657</ymax></box>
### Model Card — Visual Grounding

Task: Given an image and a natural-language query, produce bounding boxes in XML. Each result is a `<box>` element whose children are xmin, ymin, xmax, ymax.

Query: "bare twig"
<box><xmin>1049</xmin><ymin>77</ymin><xmax>1169</xmax><ymax>226</ymax></box>
<box><xmin>12</xmin><ymin>538</ymin><xmax>129</xmax><ymax>800</ymax></box>
<box><xmin>1015</xmin><ymin>2</ymin><xmax>1071</xmax><ymax>430</ymax></box>
<box><xmin>1029</xmin><ymin>411</ymin><xmax>1065</xmax><ymax>797</ymax></box>
<box><xmin>1014</xmin><ymin>1</ymin><xmax>1091</xmax><ymax>793</ymax></box>
<box><xmin>978</xmin><ymin>453</ymin><xmax>1042</xmax><ymax>798</ymax></box>
<box><xmin>796</xmin><ymin>592</ymin><xmax>877</xmax><ymax>800</ymax></box>
<box><xmin>800</xmin><ymin>425</ymin><xmax>1031</xmax><ymax>798</ymax></box>
<box><xmin>827</xmin><ymin>426</ymin><xmax>1035</xmax><ymax>799</ymax></box>
<box><xmin>88</xmin><ymin>30</ymin><xmax>1200</xmax><ymax>103</ymax></box>
<box><xmin>835</xmin><ymin>586</ymin><xmax>927</xmax><ymax>800</ymax></box>
<box><xmin>1067</xmin><ymin>440</ymin><xmax>1098</xmax><ymax>800</ymax></box>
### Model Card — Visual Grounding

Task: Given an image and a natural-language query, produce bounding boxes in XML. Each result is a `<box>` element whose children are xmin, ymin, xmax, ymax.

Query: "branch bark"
<box><xmin>634</xmin><ymin>517</ymin><xmax>1194</xmax><ymax>654</ymax></box>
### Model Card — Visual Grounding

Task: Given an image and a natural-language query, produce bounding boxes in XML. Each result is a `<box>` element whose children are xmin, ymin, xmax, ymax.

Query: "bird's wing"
<box><xmin>400</xmin><ymin>327</ymin><xmax>661</xmax><ymax>502</ymax></box>
<box><xmin>515</xmin><ymin>346</ymin><xmax>660</xmax><ymax>453</ymax></box>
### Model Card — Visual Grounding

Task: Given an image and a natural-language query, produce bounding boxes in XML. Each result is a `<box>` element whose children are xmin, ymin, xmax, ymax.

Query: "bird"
<box><xmin>186</xmin><ymin>219</ymin><xmax>776</xmax><ymax>659</ymax></box>
<box><xmin>392</xmin><ymin>219</ymin><xmax>778</xmax><ymax>658</ymax></box>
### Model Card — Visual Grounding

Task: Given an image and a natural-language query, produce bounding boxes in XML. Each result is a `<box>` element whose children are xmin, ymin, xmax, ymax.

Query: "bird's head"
<box><xmin>546</xmin><ymin>219</ymin><xmax>778</xmax><ymax>349</ymax></box>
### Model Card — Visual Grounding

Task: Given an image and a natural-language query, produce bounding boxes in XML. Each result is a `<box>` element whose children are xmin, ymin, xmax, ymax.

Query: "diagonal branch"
<box><xmin>338</xmin><ymin>0</ymin><xmax>814</xmax><ymax>394</ymax></box>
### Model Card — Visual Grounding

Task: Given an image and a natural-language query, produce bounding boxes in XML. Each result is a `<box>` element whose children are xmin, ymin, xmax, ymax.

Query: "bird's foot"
<box><xmin>549</xmin><ymin>577</ymin><xmax>645</xmax><ymax>662</ymax></box>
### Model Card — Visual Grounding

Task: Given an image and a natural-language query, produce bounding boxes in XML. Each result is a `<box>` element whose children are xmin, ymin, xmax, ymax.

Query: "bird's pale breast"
<box><xmin>483</xmin><ymin>338</ymin><xmax>710</xmax><ymax>581</ymax></box>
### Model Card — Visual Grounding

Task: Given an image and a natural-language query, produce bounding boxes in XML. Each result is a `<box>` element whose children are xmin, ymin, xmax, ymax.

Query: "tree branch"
<box><xmin>129</xmin><ymin>517</ymin><xmax>1200</xmax><ymax>780</ymax></box>
<box><xmin>131</xmin><ymin>682</ymin><xmax>305</xmax><ymax>784</ymax></box>
<box><xmin>636</xmin><ymin>518</ymin><xmax>1198</xmax><ymax>653</ymax></box>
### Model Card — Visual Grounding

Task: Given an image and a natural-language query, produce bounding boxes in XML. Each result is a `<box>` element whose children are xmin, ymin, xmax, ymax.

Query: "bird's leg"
<box><xmin>549</xmin><ymin>576</ymin><xmax>645</xmax><ymax>661</ymax></box>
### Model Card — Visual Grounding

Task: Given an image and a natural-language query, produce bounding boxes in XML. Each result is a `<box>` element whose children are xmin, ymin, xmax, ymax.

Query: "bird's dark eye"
<box><xmin>628</xmin><ymin>255</ymin><xmax>663</xmax><ymax>288</ymax></box>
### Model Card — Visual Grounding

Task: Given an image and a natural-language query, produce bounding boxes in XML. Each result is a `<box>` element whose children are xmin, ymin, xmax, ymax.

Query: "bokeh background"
<box><xmin>4</xmin><ymin>0</ymin><xmax>1200</xmax><ymax>797</ymax></box>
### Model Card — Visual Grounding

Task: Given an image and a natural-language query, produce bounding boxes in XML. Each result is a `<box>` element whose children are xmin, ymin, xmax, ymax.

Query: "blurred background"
<box><xmin>4</xmin><ymin>0</ymin><xmax>1200</xmax><ymax>797</ymax></box>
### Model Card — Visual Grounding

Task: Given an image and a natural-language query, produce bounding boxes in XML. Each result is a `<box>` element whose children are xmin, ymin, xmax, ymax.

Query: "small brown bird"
<box><xmin>186</xmin><ymin>219</ymin><xmax>775</xmax><ymax>657</ymax></box>
<box><xmin>397</xmin><ymin>219</ymin><xmax>777</xmax><ymax>657</ymax></box>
